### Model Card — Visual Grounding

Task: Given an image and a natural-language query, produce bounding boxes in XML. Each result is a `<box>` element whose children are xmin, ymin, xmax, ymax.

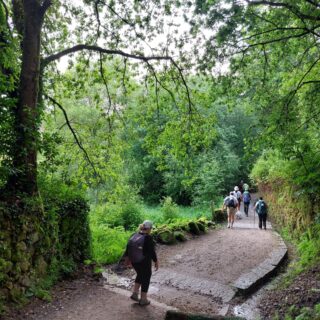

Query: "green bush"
<box><xmin>57</xmin><ymin>197</ymin><xmax>91</xmax><ymax>263</ymax></box>
<box><xmin>161</xmin><ymin>196</ymin><xmax>179</xmax><ymax>222</ymax></box>
<box><xmin>90</xmin><ymin>201</ymin><xmax>142</xmax><ymax>231</ymax></box>
<box><xmin>91</xmin><ymin>226</ymin><xmax>131</xmax><ymax>264</ymax></box>
<box><xmin>121</xmin><ymin>202</ymin><xmax>143</xmax><ymax>230</ymax></box>
<box><xmin>90</xmin><ymin>204</ymin><xmax>124</xmax><ymax>229</ymax></box>
<box><xmin>297</xmin><ymin>225</ymin><xmax>320</xmax><ymax>267</ymax></box>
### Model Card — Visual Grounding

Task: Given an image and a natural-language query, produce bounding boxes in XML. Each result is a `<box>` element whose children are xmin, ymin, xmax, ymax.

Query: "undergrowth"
<box><xmin>89</xmin><ymin>198</ymin><xmax>213</xmax><ymax>264</ymax></box>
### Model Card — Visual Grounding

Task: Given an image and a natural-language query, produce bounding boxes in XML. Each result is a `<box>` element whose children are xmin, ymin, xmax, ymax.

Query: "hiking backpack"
<box><xmin>243</xmin><ymin>191</ymin><xmax>251</xmax><ymax>203</ymax></box>
<box><xmin>257</xmin><ymin>200</ymin><xmax>267</xmax><ymax>215</ymax></box>
<box><xmin>127</xmin><ymin>233</ymin><xmax>145</xmax><ymax>263</ymax></box>
<box><xmin>227</xmin><ymin>197</ymin><xmax>237</xmax><ymax>208</ymax></box>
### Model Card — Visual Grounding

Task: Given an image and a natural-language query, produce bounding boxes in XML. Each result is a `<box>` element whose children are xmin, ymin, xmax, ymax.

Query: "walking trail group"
<box><xmin>4</xmin><ymin>192</ymin><xmax>287</xmax><ymax>320</ymax></box>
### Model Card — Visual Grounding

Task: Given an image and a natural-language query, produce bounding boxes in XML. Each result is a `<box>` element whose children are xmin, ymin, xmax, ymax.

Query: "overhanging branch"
<box><xmin>247</xmin><ymin>1</ymin><xmax>320</xmax><ymax>22</ymax></box>
<box><xmin>44</xmin><ymin>94</ymin><xmax>100</xmax><ymax>179</ymax></box>
<box><xmin>42</xmin><ymin>44</ymin><xmax>193</xmax><ymax>114</ymax></box>
<box><xmin>42</xmin><ymin>44</ymin><xmax>174</xmax><ymax>66</ymax></box>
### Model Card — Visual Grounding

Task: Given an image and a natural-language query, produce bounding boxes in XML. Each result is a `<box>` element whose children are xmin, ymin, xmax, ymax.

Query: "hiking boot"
<box><xmin>139</xmin><ymin>299</ymin><xmax>151</xmax><ymax>306</ymax></box>
<box><xmin>130</xmin><ymin>292</ymin><xmax>139</xmax><ymax>302</ymax></box>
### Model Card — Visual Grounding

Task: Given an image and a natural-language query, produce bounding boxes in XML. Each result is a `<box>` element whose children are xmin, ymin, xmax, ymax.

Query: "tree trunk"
<box><xmin>7</xmin><ymin>0</ymin><xmax>46</xmax><ymax>195</ymax></box>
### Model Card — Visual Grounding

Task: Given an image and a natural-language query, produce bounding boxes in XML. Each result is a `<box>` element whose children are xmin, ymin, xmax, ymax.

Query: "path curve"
<box><xmin>4</xmin><ymin>202</ymin><xmax>287</xmax><ymax>320</ymax></box>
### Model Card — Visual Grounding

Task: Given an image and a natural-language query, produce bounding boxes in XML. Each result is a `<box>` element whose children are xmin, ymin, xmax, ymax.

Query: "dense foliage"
<box><xmin>1</xmin><ymin>0</ymin><xmax>320</xmax><ymax>316</ymax></box>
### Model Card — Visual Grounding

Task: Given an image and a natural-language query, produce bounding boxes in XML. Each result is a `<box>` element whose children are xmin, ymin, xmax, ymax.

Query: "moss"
<box><xmin>196</xmin><ymin>222</ymin><xmax>206</xmax><ymax>232</ymax></box>
<box><xmin>174</xmin><ymin>231</ymin><xmax>187</xmax><ymax>242</ymax></box>
<box><xmin>212</xmin><ymin>209</ymin><xmax>226</xmax><ymax>223</ymax></box>
<box><xmin>0</xmin><ymin>186</ymin><xmax>91</xmax><ymax>307</ymax></box>
<box><xmin>188</xmin><ymin>221</ymin><xmax>200</xmax><ymax>235</ymax></box>
<box><xmin>207</xmin><ymin>221</ymin><xmax>215</xmax><ymax>228</ymax></box>
<box><xmin>157</xmin><ymin>229</ymin><xmax>176</xmax><ymax>244</ymax></box>
<box><xmin>34</xmin><ymin>289</ymin><xmax>52</xmax><ymax>302</ymax></box>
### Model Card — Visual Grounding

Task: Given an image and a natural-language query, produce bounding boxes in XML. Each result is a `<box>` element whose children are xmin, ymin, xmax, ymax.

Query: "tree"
<box><xmin>1</xmin><ymin>0</ymin><xmax>191</xmax><ymax>196</ymax></box>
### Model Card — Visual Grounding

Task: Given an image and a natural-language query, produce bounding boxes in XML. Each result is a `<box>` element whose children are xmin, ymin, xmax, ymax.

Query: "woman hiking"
<box><xmin>124</xmin><ymin>220</ymin><xmax>159</xmax><ymax>306</ymax></box>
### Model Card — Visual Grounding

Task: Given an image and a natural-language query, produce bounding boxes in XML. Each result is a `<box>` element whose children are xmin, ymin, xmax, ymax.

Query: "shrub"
<box><xmin>161</xmin><ymin>196</ymin><xmax>179</xmax><ymax>222</ymax></box>
<box><xmin>91</xmin><ymin>226</ymin><xmax>131</xmax><ymax>264</ymax></box>
<box><xmin>90</xmin><ymin>201</ymin><xmax>142</xmax><ymax>231</ymax></box>
<box><xmin>121</xmin><ymin>202</ymin><xmax>143</xmax><ymax>230</ymax></box>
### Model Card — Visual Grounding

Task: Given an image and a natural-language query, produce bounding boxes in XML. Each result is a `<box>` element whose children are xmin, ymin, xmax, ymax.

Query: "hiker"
<box><xmin>239</xmin><ymin>180</ymin><xmax>244</xmax><ymax>193</ymax></box>
<box><xmin>223</xmin><ymin>192</ymin><xmax>238</xmax><ymax>229</ymax></box>
<box><xmin>243</xmin><ymin>182</ymin><xmax>249</xmax><ymax>191</ymax></box>
<box><xmin>124</xmin><ymin>220</ymin><xmax>159</xmax><ymax>306</ymax></box>
<box><xmin>234</xmin><ymin>186</ymin><xmax>242</xmax><ymax>211</ymax></box>
<box><xmin>242</xmin><ymin>189</ymin><xmax>251</xmax><ymax>217</ymax></box>
<box><xmin>254</xmin><ymin>197</ymin><xmax>268</xmax><ymax>230</ymax></box>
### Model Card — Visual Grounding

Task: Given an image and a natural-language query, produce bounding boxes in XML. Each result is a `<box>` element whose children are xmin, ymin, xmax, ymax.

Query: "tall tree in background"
<box><xmin>192</xmin><ymin>0</ymin><xmax>320</xmax><ymax>186</ymax></box>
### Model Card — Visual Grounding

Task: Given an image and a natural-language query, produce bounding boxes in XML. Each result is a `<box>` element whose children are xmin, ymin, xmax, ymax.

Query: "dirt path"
<box><xmin>4</xmin><ymin>203</ymin><xmax>280</xmax><ymax>320</ymax></box>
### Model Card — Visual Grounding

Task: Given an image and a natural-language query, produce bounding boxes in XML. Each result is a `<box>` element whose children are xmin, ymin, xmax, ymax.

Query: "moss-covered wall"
<box><xmin>0</xmin><ymin>195</ymin><xmax>90</xmax><ymax>310</ymax></box>
<box><xmin>258</xmin><ymin>182</ymin><xmax>318</xmax><ymax>237</ymax></box>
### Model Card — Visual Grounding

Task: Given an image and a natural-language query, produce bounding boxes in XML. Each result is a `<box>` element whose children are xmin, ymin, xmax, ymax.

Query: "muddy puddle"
<box><xmin>102</xmin><ymin>269</ymin><xmax>133</xmax><ymax>289</ymax></box>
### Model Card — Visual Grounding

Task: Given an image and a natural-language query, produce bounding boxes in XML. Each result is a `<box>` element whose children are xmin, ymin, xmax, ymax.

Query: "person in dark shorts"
<box><xmin>242</xmin><ymin>189</ymin><xmax>251</xmax><ymax>217</ymax></box>
<box><xmin>254</xmin><ymin>197</ymin><xmax>268</xmax><ymax>230</ymax></box>
<box><xmin>124</xmin><ymin>220</ymin><xmax>159</xmax><ymax>306</ymax></box>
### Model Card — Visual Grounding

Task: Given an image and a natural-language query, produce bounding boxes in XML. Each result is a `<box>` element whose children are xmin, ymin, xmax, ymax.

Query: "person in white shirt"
<box><xmin>222</xmin><ymin>192</ymin><xmax>238</xmax><ymax>229</ymax></box>
<box><xmin>234</xmin><ymin>186</ymin><xmax>242</xmax><ymax>211</ymax></box>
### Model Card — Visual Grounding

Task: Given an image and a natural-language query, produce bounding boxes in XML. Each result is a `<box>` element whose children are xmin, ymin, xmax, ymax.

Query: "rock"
<box><xmin>174</xmin><ymin>231</ymin><xmax>187</xmax><ymax>242</ymax></box>
<box><xmin>20</xmin><ymin>275</ymin><xmax>32</xmax><ymax>288</ymax></box>
<box><xmin>196</xmin><ymin>221</ymin><xmax>206</xmax><ymax>232</ymax></box>
<box><xmin>16</xmin><ymin>241</ymin><xmax>27</xmax><ymax>252</ymax></box>
<box><xmin>157</xmin><ymin>230</ymin><xmax>176</xmax><ymax>244</ymax></box>
<box><xmin>212</xmin><ymin>209</ymin><xmax>227</xmax><ymax>223</ymax></box>
<box><xmin>17</xmin><ymin>259</ymin><xmax>31</xmax><ymax>272</ymax></box>
<box><xmin>35</xmin><ymin>256</ymin><xmax>48</xmax><ymax>276</ymax></box>
<box><xmin>165</xmin><ymin>310</ymin><xmax>245</xmax><ymax>320</ymax></box>
<box><xmin>29</xmin><ymin>232</ymin><xmax>40</xmax><ymax>244</ymax></box>
<box><xmin>188</xmin><ymin>221</ymin><xmax>200</xmax><ymax>235</ymax></box>
<box><xmin>5</xmin><ymin>281</ymin><xmax>13</xmax><ymax>290</ymax></box>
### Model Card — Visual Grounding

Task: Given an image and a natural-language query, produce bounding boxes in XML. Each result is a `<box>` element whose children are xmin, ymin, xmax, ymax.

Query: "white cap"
<box><xmin>143</xmin><ymin>220</ymin><xmax>153</xmax><ymax>229</ymax></box>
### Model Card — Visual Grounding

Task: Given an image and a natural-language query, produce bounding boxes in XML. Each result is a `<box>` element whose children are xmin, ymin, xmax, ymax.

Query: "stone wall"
<box><xmin>258</xmin><ymin>182</ymin><xmax>318</xmax><ymax>237</ymax></box>
<box><xmin>0</xmin><ymin>196</ymin><xmax>90</xmax><ymax>310</ymax></box>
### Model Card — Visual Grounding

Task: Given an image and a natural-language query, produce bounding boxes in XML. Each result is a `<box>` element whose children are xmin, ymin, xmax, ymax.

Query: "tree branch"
<box><xmin>285</xmin><ymin>56</ymin><xmax>320</xmax><ymax>110</ymax></box>
<box><xmin>40</xmin><ymin>0</ymin><xmax>52</xmax><ymax>17</ymax></box>
<box><xmin>42</xmin><ymin>44</ymin><xmax>172</xmax><ymax>66</ymax></box>
<box><xmin>242</xmin><ymin>26</ymin><xmax>318</xmax><ymax>42</ymax></box>
<box><xmin>43</xmin><ymin>45</ymin><xmax>193</xmax><ymax>119</ymax></box>
<box><xmin>247</xmin><ymin>0</ymin><xmax>320</xmax><ymax>21</ymax></box>
<box><xmin>45</xmin><ymin>94</ymin><xmax>100</xmax><ymax>179</ymax></box>
<box><xmin>94</xmin><ymin>0</ymin><xmax>101</xmax><ymax>40</ymax></box>
<box><xmin>305</xmin><ymin>0</ymin><xmax>320</xmax><ymax>8</ymax></box>
<box><xmin>235</xmin><ymin>30</ymin><xmax>310</xmax><ymax>53</ymax></box>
